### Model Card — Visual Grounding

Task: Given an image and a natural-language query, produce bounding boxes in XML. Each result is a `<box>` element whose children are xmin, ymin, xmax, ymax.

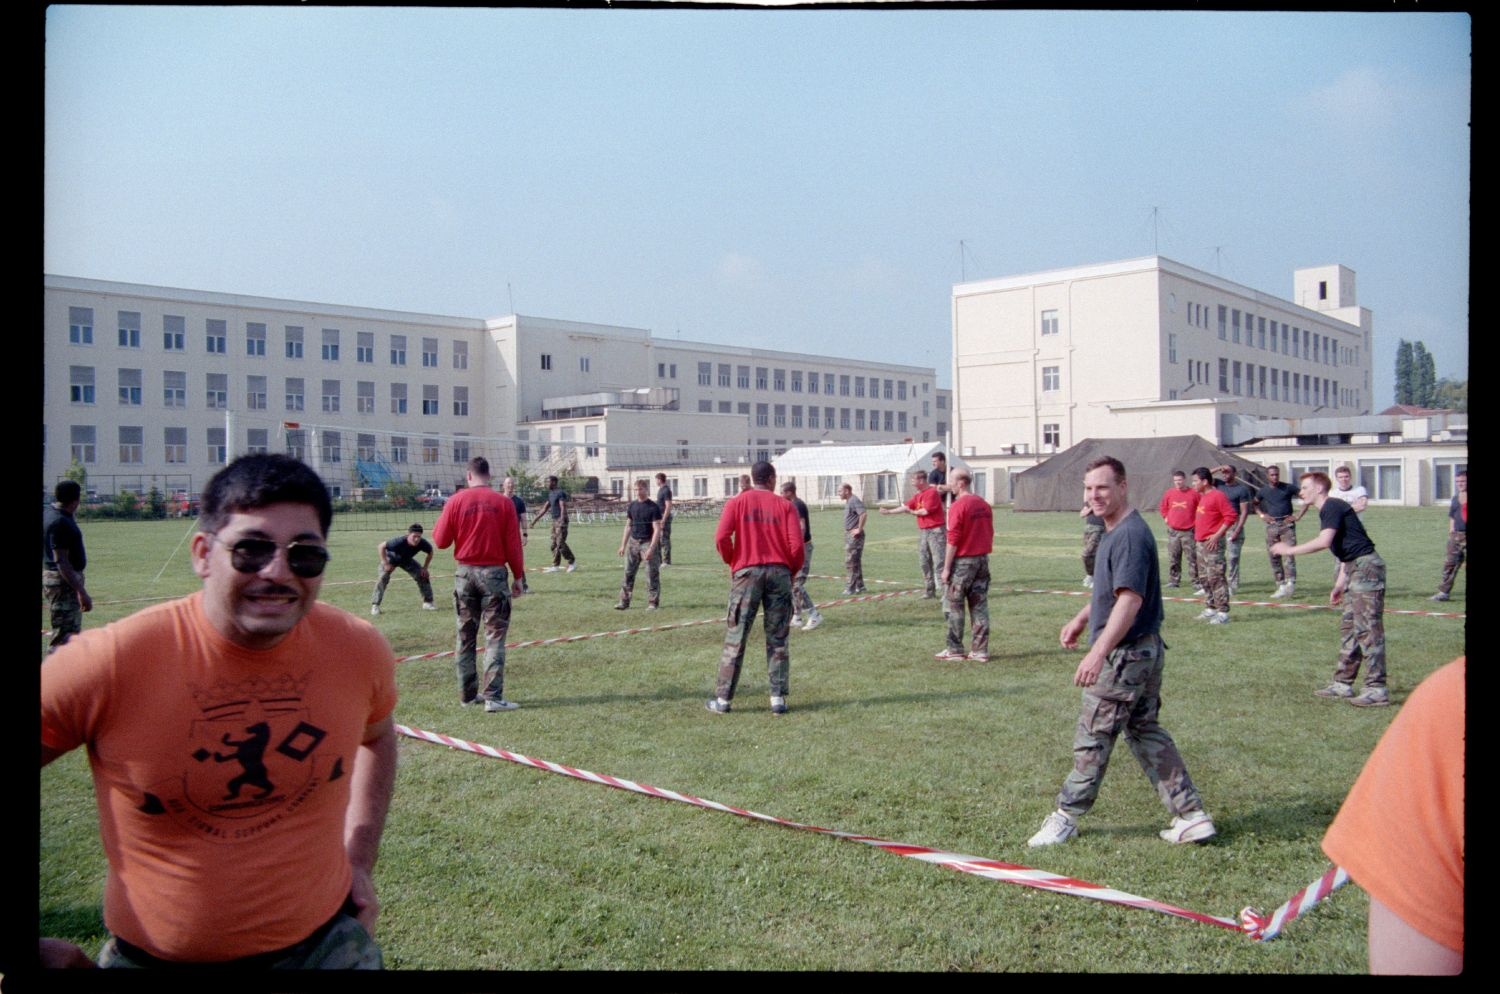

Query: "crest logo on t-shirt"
<box><xmin>143</xmin><ymin>672</ymin><xmax>335</xmax><ymax>843</ymax></box>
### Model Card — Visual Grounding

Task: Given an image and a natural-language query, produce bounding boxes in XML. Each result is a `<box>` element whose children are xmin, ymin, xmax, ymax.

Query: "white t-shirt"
<box><xmin>1328</xmin><ymin>482</ymin><xmax>1368</xmax><ymax>512</ymax></box>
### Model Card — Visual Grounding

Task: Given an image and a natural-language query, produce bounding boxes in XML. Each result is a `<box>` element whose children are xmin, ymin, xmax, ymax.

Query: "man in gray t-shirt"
<box><xmin>1029</xmin><ymin>455</ymin><xmax>1214</xmax><ymax>849</ymax></box>
<box><xmin>840</xmin><ymin>483</ymin><xmax>867</xmax><ymax>595</ymax></box>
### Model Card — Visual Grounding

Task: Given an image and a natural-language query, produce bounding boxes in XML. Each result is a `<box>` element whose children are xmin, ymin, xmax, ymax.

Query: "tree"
<box><xmin>1394</xmin><ymin>339</ymin><xmax>1414</xmax><ymax>404</ymax></box>
<box><xmin>64</xmin><ymin>458</ymin><xmax>88</xmax><ymax>489</ymax></box>
<box><xmin>1433</xmin><ymin>377</ymin><xmax>1467</xmax><ymax>412</ymax></box>
<box><xmin>1412</xmin><ymin>342</ymin><xmax>1437</xmax><ymax>408</ymax></box>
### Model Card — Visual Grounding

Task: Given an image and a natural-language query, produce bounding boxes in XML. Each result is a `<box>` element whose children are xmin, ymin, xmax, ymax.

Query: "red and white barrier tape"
<box><xmin>397</xmin><ymin>723</ymin><xmax>1251</xmax><ymax>935</ymax></box>
<box><xmin>392</xmin><ymin>588</ymin><xmax>921</xmax><ymax>664</ymax></box>
<box><xmin>1239</xmin><ymin>866</ymin><xmax>1350</xmax><ymax>940</ymax></box>
<box><xmin>1009</xmin><ymin>588</ymin><xmax>1465</xmax><ymax>620</ymax></box>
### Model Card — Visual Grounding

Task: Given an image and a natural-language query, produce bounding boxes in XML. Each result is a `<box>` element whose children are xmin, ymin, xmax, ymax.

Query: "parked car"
<box><xmin>170</xmin><ymin>491</ymin><xmax>201</xmax><ymax>517</ymax></box>
<box><xmin>418</xmin><ymin>487</ymin><xmax>448</xmax><ymax>509</ymax></box>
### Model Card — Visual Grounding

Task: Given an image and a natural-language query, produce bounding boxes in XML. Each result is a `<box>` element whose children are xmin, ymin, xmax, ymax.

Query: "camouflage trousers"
<box><xmin>549</xmin><ymin>519</ymin><xmax>575</xmax><ymax>566</ymax></box>
<box><xmin>1334</xmin><ymin>553</ymin><xmax>1387</xmax><ymax>690</ymax></box>
<box><xmin>660</xmin><ymin>514</ymin><xmax>673</xmax><ymax>565</ymax></box>
<box><xmin>1263</xmin><ymin>519</ymin><xmax>1298</xmax><ymax>584</ymax></box>
<box><xmin>1224</xmin><ymin>530</ymin><xmax>1246</xmax><ymax>590</ymax></box>
<box><xmin>453</xmin><ymin>565</ymin><xmax>512</xmax><ymax>703</ymax></box>
<box><xmin>944</xmin><ymin>555</ymin><xmax>990</xmax><ymax>655</ymax></box>
<box><xmin>98</xmin><ymin>905</ymin><xmax>382</xmax><ymax>969</ymax></box>
<box><xmin>716</xmin><ymin>565</ymin><xmax>792</xmax><ymax>701</ymax></box>
<box><xmin>1438</xmin><ymin>531</ymin><xmax>1466</xmax><ymax>595</ymax></box>
<box><xmin>43</xmin><ymin>569</ymin><xmax>82</xmax><ymax>655</ymax></box>
<box><xmin>790</xmin><ymin>540</ymin><xmax>815</xmax><ymax>616</ymax></box>
<box><xmin>619</xmin><ymin>536</ymin><xmax>661</xmax><ymax>608</ymax></box>
<box><xmin>1056</xmin><ymin>633</ymin><xmax>1204</xmax><ymax>819</ymax></box>
<box><xmin>1165</xmin><ymin>528</ymin><xmax>1198</xmax><ymax>587</ymax></box>
<box><xmin>1082</xmin><ymin>523</ymin><xmax>1104</xmax><ymax>577</ymax></box>
<box><xmin>918</xmin><ymin>526</ymin><xmax>946</xmax><ymax>597</ymax></box>
<box><xmin>844</xmin><ymin>531</ymin><xmax>865</xmax><ymax>591</ymax></box>
<box><xmin>1195</xmin><ymin>540</ymin><xmax>1230</xmax><ymax>612</ymax></box>
<box><xmin>372</xmin><ymin>559</ymin><xmax>434</xmax><ymax>607</ymax></box>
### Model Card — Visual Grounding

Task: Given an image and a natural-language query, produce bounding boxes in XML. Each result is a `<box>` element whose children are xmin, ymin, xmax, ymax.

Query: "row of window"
<box><xmin>66</xmin><ymin>425</ymin><xmax>473</xmax><ymax>468</ymax></box>
<box><xmin>686</xmin><ymin>361</ymin><xmax>918</xmax><ymax>400</ymax></box>
<box><xmin>67</xmin><ymin>367</ymin><xmax>469</xmax><ymax>416</ymax></box>
<box><xmin>67</xmin><ymin>308</ymin><xmax>470</xmax><ymax>369</ymax></box>
<box><xmin>690</xmin><ymin>398</ymin><xmax>914</xmax><ymax>433</ymax></box>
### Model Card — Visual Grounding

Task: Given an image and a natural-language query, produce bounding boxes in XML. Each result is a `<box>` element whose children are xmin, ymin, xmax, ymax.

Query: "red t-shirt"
<box><xmin>1159</xmin><ymin>486</ymin><xmax>1200</xmax><ymax>531</ymax></box>
<box><xmin>906</xmin><ymin>486</ymin><xmax>945</xmax><ymax>529</ymax></box>
<box><xmin>715</xmin><ymin>487</ymin><xmax>805</xmax><ymax>575</ymax></box>
<box><xmin>433</xmin><ymin>484</ymin><xmax>525</xmax><ymax>574</ymax></box>
<box><xmin>1193</xmin><ymin>487</ymin><xmax>1237</xmax><ymax>541</ymax></box>
<box><xmin>946</xmin><ymin>493</ymin><xmax>994</xmax><ymax>557</ymax></box>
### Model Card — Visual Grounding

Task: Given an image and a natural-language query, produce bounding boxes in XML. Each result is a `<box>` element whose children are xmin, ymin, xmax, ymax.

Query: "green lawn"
<box><xmin>40</xmin><ymin>504</ymin><xmax>1465</xmax><ymax>971</ymax></box>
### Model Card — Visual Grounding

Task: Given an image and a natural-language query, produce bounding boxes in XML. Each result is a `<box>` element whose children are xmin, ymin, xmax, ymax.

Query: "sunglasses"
<box><xmin>211</xmin><ymin>535</ymin><xmax>331</xmax><ymax>578</ymax></box>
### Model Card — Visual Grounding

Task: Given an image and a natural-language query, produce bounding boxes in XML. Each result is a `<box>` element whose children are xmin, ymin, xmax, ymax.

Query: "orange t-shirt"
<box><xmin>42</xmin><ymin>593</ymin><xmax>398</xmax><ymax>962</ymax></box>
<box><xmin>1322</xmin><ymin>657</ymin><xmax>1464</xmax><ymax>954</ymax></box>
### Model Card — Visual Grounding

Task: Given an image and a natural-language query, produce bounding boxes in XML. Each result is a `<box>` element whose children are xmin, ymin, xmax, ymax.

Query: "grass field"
<box><xmin>40</xmin><ymin>503</ymin><xmax>1465</xmax><ymax>971</ymax></box>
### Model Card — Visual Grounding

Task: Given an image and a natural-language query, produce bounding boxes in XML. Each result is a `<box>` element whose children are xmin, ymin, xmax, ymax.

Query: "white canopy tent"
<box><xmin>769</xmin><ymin>442</ymin><xmax>972</xmax><ymax>509</ymax></box>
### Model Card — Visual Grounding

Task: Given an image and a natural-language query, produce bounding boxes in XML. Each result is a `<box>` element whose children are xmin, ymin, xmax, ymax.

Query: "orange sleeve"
<box><xmin>1322</xmin><ymin>658</ymin><xmax>1465</xmax><ymax>953</ymax></box>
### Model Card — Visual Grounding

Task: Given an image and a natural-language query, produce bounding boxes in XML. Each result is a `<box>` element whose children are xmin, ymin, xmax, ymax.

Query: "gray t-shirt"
<box><xmin>1089</xmin><ymin>509</ymin><xmax>1164</xmax><ymax>646</ymax></box>
<box><xmin>844</xmin><ymin>495</ymin><xmax>866</xmax><ymax>531</ymax></box>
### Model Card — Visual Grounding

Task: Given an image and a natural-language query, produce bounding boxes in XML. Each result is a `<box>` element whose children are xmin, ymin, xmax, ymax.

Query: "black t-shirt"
<box><xmin>1320</xmin><ymin>498</ymin><xmax>1376</xmax><ymax>562</ymax></box>
<box><xmin>545</xmin><ymin>488</ymin><xmax>569</xmax><ymax>519</ymax></box>
<box><xmin>929</xmin><ymin>467</ymin><xmax>951</xmax><ymax>505</ymax></box>
<box><xmin>385</xmin><ymin>535</ymin><xmax>433</xmax><ymax>564</ymax></box>
<box><xmin>1216</xmin><ymin>479</ymin><xmax>1255</xmax><ymax>514</ymax></box>
<box><xmin>1256</xmin><ymin>481</ymin><xmax>1299</xmax><ymax>518</ymax></box>
<box><xmin>1090</xmin><ymin>510</ymin><xmax>1163</xmax><ymax>646</ymax></box>
<box><xmin>657</xmin><ymin>485</ymin><xmax>673</xmax><ymax>516</ymax></box>
<box><xmin>789</xmin><ymin>496</ymin><xmax>811</xmax><ymax>542</ymax></box>
<box><xmin>43</xmin><ymin>506</ymin><xmax>86</xmax><ymax>572</ymax></box>
<box><xmin>627</xmin><ymin>499</ymin><xmax>663</xmax><ymax>541</ymax></box>
<box><xmin>1450</xmin><ymin>495</ymin><xmax>1467</xmax><ymax>534</ymax></box>
<box><xmin>1084</xmin><ymin>512</ymin><xmax>1105</xmax><ymax>529</ymax></box>
<box><xmin>509</xmin><ymin>494</ymin><xmax>527</xmax><ymax>524</ymax></box>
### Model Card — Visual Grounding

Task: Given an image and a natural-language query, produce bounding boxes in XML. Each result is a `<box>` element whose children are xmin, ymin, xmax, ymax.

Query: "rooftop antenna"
<box><xmin>1210</xmin><ymin>246</ymin><xmax>1223</xmax><ymax>275</ymax></box>
<box><xmin>1150</xmin><ymin>206</ymin><xmax>1161</xmax><ymax>254</ymax></box>
<box><xmin>507</xmin><ymin>282</ymin><xmax>515</xmax><ymax>315</ymax></box>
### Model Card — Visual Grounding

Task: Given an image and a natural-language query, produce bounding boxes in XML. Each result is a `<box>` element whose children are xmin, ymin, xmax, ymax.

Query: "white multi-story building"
<box><xmin>951</xmin><ymin>256</ymin><xmax>1374</xmax><ymax>459</ymax></box>
<box><xmin>45</xmin><ymin>276</ymin><xmax>941</xmax><ymax>497</ymax></box>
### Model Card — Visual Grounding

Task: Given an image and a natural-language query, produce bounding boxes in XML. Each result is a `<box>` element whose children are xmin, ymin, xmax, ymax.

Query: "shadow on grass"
<box><xmin>39</xmin><ymin>903</ymin><xmax>105</xmax><ymax>941</ymax></box>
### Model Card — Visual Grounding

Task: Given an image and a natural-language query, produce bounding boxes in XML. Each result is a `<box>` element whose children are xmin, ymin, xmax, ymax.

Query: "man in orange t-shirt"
<box><xmin>880</xmin><ymin>469</ymin><xmax>946</xmax><ymax>599</ymax></box>
<box><xmin>41</xmin><ymin>454</ymin><xmax>398</xmax><ymax>969</ymax></box>
<box><xmin>1322</xmin><ymin>658</ymin><xmax>1464</xmax><ymax>973</ymax></box>
<box><xmin>1157</xmin><ymin>470</ymin><xmax>1200</xmax><ymax>590</ymax></box>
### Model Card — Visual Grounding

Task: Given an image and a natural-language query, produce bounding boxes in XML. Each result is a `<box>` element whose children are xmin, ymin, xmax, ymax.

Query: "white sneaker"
<box><xmin>483</xmin><ymin>699</ymin><xmax>520</xmax><ymax>712</ymax></box>
<box><xmin>543</xmin><ymin>566</ymin><xmax>561</xmax><ymax>573</ymax></box>
<box><xmin>1197</xmin><ymin>608</ymin><xmax>1216</xmax><ymax>620</ymax></box>
<box><xmin>1082</xmin><ymin>575</ymin><xmax>1093</xmax><ymax>588</ymax></box>
<box><xmin>566</xmin><ymin>563</ymin><xmax>578</xmax><ymax>573</ymax></box>
<box><xmin>370</xmin><ymin>605</ymin><xmax>380</xmax><ymax>616</ymax></box>
<box><xmin>1191</xmin><ymin>587</ymin><xmax>1207</xmax><ymax>597</ymax></box>
<box><xmin>1208</xmin><ymin>612</ymin><xmax>1230</xmax><ymax>625</ymax></box>
<box><xmin>422</xmin><ymin>602</ymin><xmax>437</xmax><ymax>611</ymax></box>
<box><xmin>1028</xmin><ymin>810</ymin><xmax>1078</xmax><ymax>847</ymax></box>
<box><xmin>1160</xmin><ymin>810</ymin><xmax>1216</xmax><ymax>844</ymax></box>
<box><xmin>790</xmin><ymin>614</ymin><xmax>803</xmax><ymax>629</ymax></box>
<box><xmin>802</xmin><ymin>613</ymin><xmax>823</xmax><ymax>631</ymax></box>
<box><xmin>1270</xmin><ymin>583</ymin><xmax>1287</xmax><ymax>599</ymax></box>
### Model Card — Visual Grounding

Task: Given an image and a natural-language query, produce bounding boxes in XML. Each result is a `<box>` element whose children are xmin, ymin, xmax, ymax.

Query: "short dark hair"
<box><xmin>1086</xmin><ymin>455</ymin><xmax>1126</xmax><ymax>483</ymax></box>
<box><xmin>200</xmin><ymin>454</ymin><xmax>332</xmax><ymax>537</ymax></box>
<box><xmin>655</xmin><ymin>472</ymin><xmax>667</xmax><ymax>483</ymax></box>
<box><xmin>468</xmin><ymin>456</ymin><xmax>491</xmax><ymax>478</ymax></box>
<box><xmin>751</xmin><ymin>461</ymin><xmax>775</xmax><ymax>486</ymax></box>
<box><xmin>54</xmin><ymin>480</ymin><xmax>82</xmax><ymax>505</ymax></box>
<box><xmin>932</xmin><ymin>452</ymin><xmax>946</xmax><ymax>464</ymax></box>
<box><xmin>1171</xmin><ymin>469</ymin><xmax>1185</xmax><ymax>478</ymax></box>
<box><xmin>546</xmin><ymin>475</ymin><xmax>559</xmax><ymax>487</ymax></box>
<box><xmin>408</xmin><ymin>523</ymin><xmax>424</xmax><ymax>534</ymax></box>
<box><xmin>1192</xmin><ymin>467</ymin><xmax>1213</xmax><ymax>484</ymax></box>
<box><xmin>780</xmin><ymin>480</ymin><xmax>797</xmax><ymax>494</ymax></box>
<box><xmin>1457</xmin><ymin>470</ymin><xmax>1468</xmax><ymax>479</ymax></box>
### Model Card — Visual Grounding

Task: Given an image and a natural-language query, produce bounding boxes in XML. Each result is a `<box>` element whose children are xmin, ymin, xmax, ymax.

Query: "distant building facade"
<box><xmin>45</xmin><ymin>276</ymin><xmax>941</xmax><ymax>498</ymax></box>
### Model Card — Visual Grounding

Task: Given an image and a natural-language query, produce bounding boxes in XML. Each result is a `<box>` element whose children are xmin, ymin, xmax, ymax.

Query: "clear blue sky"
<box><xmin>45</xmin><ymin>7</ymin><xmax>1469</xmax><ymax>407</ymax></box>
